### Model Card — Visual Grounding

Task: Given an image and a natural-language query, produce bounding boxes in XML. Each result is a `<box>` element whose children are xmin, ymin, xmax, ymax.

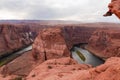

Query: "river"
<box><xmin>71</xmin><ymin>47</ymin><xmax>104</xmax><ymax>66</ymax></box>
<box><xmin>13</xmin><ymin>45</ymin><xmax>104</xmax><ymax>66</ymax></box>
<box><xmin>15</xmin><ymin>45</ymin><xmax>32</xmax><ymax>55</ymax></box>
<box><xmin>0</xmin><ymin>45</ymin><xmax>104</xmax><ymax>67</ymax></box>
<box><xmin>0</xmin><ymin>45</ymin><xmax>32</xmax><ymax>67</ymax></box>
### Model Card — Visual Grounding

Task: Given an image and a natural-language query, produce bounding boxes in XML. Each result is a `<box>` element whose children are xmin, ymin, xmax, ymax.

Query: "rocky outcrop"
<box><xmin>1</xmin><ymin>57</ymin><xmax>120</xmax><ymax>80</ymax></box>
<box><xmin>104</xmin><ymin>0</ymin><xmax>120</xmax><ymax>19</ymax></box>
<box><xmin>32</xmin><ymin>28</ymin><xmax>71</xmax><ymax>62</ymax></box>
<box><xmin>26</xmin><ymin>57</ymin><xmax>92</xmax><ymax>80</ymax></box>
<box><xmin>87</xmin><ymin>29</ymin><xmax>120</xmax><ymax>59</ymax></box>
<box><xmin>26</xmin><ymin>57</ymin><xmax>120</xmax><ymax>80</ymax></box>
<box><xmin>0</xmin><ymin>51</ymin><xmax>39</xmax><ymax>77</ymax></box>
<box><xmin>0</xmin><ymin>24</ymin><xmax>38</xmax><ymax>58</ymax></box>
<box><xmin>32</xmin><ymin>26</ymin><xmax>100</xmax><ymax>62</ymax></box>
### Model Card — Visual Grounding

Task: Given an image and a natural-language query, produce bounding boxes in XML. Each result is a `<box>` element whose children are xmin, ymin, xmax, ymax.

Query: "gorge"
<box><xmin>0</xmin><ymin>21</ymin><xmax>120</xmax><ymax>80</ymax></box>
<box><xmin>0</xmin><ymin>0</ymin><xmax>120</xmax><ymax>79</ymax></box>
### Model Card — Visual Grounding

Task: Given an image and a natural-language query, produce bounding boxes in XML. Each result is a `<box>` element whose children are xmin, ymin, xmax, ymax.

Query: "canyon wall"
<box><xmin>32</xmin><ymin>26</ymin><xmax>103</xmax><ymax>62</ymax></box>
<box><xmin>0</xmin><ymin>24</ymin><xmax>40</xmax><ymax>58</ymax></box>
<box><xmin>87</xmin><ymin>28</ymin><xmax>120</xmax><ymax>59</ymax></box>
<box><xmin>1</xmin><ymin>22</ymin><xmax>120</xmax><ymax>79</ymax></box>
<box><xmin>62</xmin><ymin>26</ymin><xmax>98</xmax><ymax>46</ymax></box>
<box><xmin>32</xmin><ymin>23</ymin><xmax>120</xmax><ymax>62</ymax></box>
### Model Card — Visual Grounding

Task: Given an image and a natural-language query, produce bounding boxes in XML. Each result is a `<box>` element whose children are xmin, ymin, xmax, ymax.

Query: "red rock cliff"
<box><xmin>0</xmin><ymin>24</ymin><xmax>39</xmax><ymax>58</ymax></box>
<box><xmin>87</xmin><ymin>29</ymin><xmax>120</xmax><ymax>59</ymax></box>
<box><xmin>32</xmin><ymin>26</ymin><xmax>100</xmax><ymax>62</ymax></box>
<box><xmin>32</xmin><ymin>28</ymin><xmax>71</xmax><ymax>62</ymax></box>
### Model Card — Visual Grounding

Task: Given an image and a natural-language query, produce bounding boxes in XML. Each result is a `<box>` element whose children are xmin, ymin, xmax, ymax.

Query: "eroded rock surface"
<box><xmin>26</xmin><ymin>57</ymin><xmax>92</xmax><ymax>80</ymax></box>
<box><xmin>32</xmin><ymin>27</ymin><xmax>98</xmax><ymax>62</ymax></box>
<box><xmin>1</xmin><ymin>22</ymin><xmax>120</xmax><ymax>80</ymax></box>
<box><xmin>32</xmin><ymin>28</ymin><xmax>71</xmax><ymax>62</ymax></box>
<box><xmin>0</xmin><ymin>51</ymin><xmax>41</xmax><ymax>77</ymax></box>
<box><xmin>27</xmin><ymin>57</ymin><xmax>120</xmax><ymax>80</ymax></box>
<box><xmin>87</xmin><ymin>29</ymin><xmax>120</xmax><ymax>59</ymax></box>
<box><xmin>0</xmin><ymin>24</ymin><xmax>39</xmax><ymax>58</ymax></box>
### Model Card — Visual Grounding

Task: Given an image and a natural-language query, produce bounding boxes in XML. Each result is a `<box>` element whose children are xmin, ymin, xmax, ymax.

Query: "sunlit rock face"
<box><xmin>0</xmin><ymin>24</ymin><xmax>38</xmax><ymax>58</ymax></box>
<box><xmin>32</xmin><ymin>28</ymin><xmax>71</xmax><ymax>62</ymax></box>
<box><xmin>26</xmin><ymin>57</ymin><xmax>92</xmax><ymax>80</ymax></box>
<box><xmin>27</xmin><ymin>57</ymin><xmax>120</xmax><ymax>80</ymax></box>
<box><xmin>104</xmin><ymin>0</ymin><xmax>120</xmax><ymax>19</ymax></box>
<box><xmin>87</xmin><ymin>29</ymin><xmax>120</xmax><ymax>59</ymax></box>
<box><xmin>32</xmin><ymin>26</ymin><xmax>98</xmax><ymax>62</ymax></box>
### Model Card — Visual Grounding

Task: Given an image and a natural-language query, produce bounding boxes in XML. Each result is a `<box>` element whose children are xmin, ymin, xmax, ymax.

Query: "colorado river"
<box><xmin>72</xmin><ymin>47</ymin><xmax>104</xmax><ymax>66</ymax></box>
<box><xmin>18</xmin><ymin>45</ymin><xmax>104</xmax><ymax>67</ymax></box>
<box><xmin>0</xmin><ymin>45</ymin><xmax>32</xmax><ymax>67</ymax></box>
<box><xmin>0</xmin><ymin>45</ymin><xmax>104</xmax><ymax>67</ymax></box>
<box><xmin>15</xmin><ymin>45</ymin><xmax>32</xmax><ymax>55</ymax></box>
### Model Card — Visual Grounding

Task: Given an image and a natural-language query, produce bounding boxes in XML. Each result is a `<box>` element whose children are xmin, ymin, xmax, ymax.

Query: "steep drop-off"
<box><xmin>87</xmin><ymin>29</ymin><xmax>120</xmax><ymax>59</ymax></box>
<box><xmin>32</xmin><ymin>26</ymin><xmax>100</xmax><ymax>62</ymax></box>
<box><xmin>0</xmin><ymin>24</ymin><xmax>39</xmax><ymax>58</ymax></box>
<box><xmin>27</xmin><ymin>57</ymin><xmax>120</xmax><ymax>80</ymax></box>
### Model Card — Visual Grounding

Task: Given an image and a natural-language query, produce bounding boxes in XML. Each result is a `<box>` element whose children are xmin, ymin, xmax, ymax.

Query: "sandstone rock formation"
<box><xmin>0</xmin><ymin>51</ymin><xmax>40</xmax><ymax>77</ymax></box>
<box><xmin>26</xmin><ymin>57</ymin><xmax>92</xmax><ymax>80</ymax></box>
<box><xmin>0</xmin><ymin>24</ymin><xmax>38</xmax><ymax>58</ymax></box>
<box><xmin>87</xmin><ymin>29</ymin><xmax>120</xmax><ymax>59</ymax></box>
<box><xmin>32</xmin><ymin>28</ymin><xmax>71</xmax><ymax>62</ymax></box>
<box><xmin>32</xmin><ymin>26</ymin><xmax>100</xmax><ymax>62</ymax></box>
<box><xmin>62</xmin><ymin>26</ymin><xmax>97</xmax><ymax>47</ymax></box>
<box><xmin>32</xmin><ymin>25</ymin><xmax>120</xmax><ymax>61</ymax></box>
<box><xmin>104</xmin><ymin>0</ymin><xmax>120</xmax><ymax>19</ymax></box>
<box><xmin>27</xmin><ymin>57</ymin><xmax>120</xmax><ymax>80</ymax></box>
<box><xmin>1</xmin><ymin>22</ymin><xmax>120</xmax><ymax>80</ymax></box>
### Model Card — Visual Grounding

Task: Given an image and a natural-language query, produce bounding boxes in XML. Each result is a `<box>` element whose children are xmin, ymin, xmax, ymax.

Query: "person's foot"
<box><xmin>104</xmin><ymin>0</ymin><xmax>120</xmax><ymax>19</ymax></box>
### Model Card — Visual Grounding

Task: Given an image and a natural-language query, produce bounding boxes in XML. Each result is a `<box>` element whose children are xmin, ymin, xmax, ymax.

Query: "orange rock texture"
<box><xmin>27</xmin><ymin>57</ymin><xmax>120</xmax><ymax>80</ymax></box>
<box><xmin>32</xmin><ymin>26</ymin><xmax>99</xmax><ymax>62</ymax></box>
<box><xmin>0</xmin><ymin>24</ymin><xmax>41</xmax><ymax>58</ymax></box>
<box><xmin>0</xmin><ymin>24</ymin><xmax>32</xmax><ymax>57</ymax></box>
<box><xmin>87</xmin><ymin>29</ymin><xmax>120</xmax><ymax>59</ymax></box>
<box><xmin>32</xmin><ymin>28</ymin><xmax>71</xmax><ymax>62</ymax></box>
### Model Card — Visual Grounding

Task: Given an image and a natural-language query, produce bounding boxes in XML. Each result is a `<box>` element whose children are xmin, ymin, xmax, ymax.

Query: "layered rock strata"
<box><xmin>87</xmin><ymin>29</ymin><xmax>120</xmax><ymax>59</ymax></box>
<box><xmin>32</xmin><ymin>28</ymin><xmax>71</xmax><ymax>62</ymax></box>
<box><xmin>32</xmin><ymin>27</ymin><xmax>99</xmax><ymax>62</ymax></box>
<box><xmin>0</xmin><ymin>24</ymin><xmax>38</xmax><ymax>58</ymax></box>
